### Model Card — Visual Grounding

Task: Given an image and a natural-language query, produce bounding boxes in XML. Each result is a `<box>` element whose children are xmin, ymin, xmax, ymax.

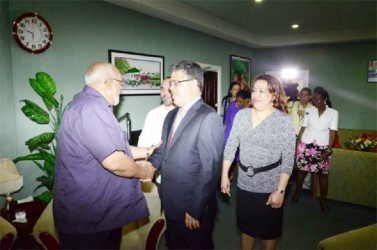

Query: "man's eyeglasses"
<box><xmin>169</xmin><ymin>79</ymin><xmax>193</xmax><ymax>88</ymax></box>
<box><xmin>111</xmin><ymin>78</ymin><xmax>126</xmax><ymax>87</ymax></box>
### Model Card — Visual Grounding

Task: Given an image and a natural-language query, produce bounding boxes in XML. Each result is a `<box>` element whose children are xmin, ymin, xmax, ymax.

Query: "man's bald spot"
<box><xmin>85</xmin><ymin>62</ymin><xmax>118</xmax><ymax>85</ymax></box>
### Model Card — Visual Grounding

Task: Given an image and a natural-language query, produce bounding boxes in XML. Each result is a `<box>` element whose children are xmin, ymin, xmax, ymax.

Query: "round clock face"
<box><xmin>12</xmin><ymin>13</ymin><xmax>53</xmax><ymax>54</ymax></box>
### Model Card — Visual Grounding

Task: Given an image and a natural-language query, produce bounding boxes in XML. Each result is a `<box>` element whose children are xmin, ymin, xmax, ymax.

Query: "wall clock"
<box><xmin>12</xmin><ymin>13</ymin><xmax>53</xmax><ymax>54</ymax></box>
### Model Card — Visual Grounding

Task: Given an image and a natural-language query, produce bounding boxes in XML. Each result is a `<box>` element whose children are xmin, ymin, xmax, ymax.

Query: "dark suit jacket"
<box><xmin>148</xmin><ymin>99</ymin><xmax>224</xmax><ymax>222</ymax></box>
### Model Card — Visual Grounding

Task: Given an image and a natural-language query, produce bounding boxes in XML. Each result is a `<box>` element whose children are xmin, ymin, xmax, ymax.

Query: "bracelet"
<box><xmin>326</xmin><ymin>149</ymin><xmax>333</xmax><ymax>155</ymax></box>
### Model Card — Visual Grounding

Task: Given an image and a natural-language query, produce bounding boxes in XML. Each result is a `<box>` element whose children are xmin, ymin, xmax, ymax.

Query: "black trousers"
<box><xmin>165</xmin><ymin>207</ymin><xmax>216</xmax><ymax>250</ymax></box>
<box><xmin>58</xmin><ymin>227</ymin><xmax>122</xmax><ymax>250</ymax></box>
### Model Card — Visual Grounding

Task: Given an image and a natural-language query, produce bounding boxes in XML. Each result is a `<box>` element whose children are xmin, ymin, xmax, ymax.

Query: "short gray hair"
<box><xmin>85</xmin><ymin>63</ymin><xmax>117</xmax><ymax>85</ymax></box>
<box><xmin>169</xmin><ymin>60</ymin><xmax>203</xmax><ymax>89</ymax></box>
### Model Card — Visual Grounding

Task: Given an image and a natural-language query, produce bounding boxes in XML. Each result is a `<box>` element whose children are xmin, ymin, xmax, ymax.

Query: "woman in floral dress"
<box><xmin>292</xmin><ymin>86</ymin><xmax>338</xmax><ymax>212</ymax></box>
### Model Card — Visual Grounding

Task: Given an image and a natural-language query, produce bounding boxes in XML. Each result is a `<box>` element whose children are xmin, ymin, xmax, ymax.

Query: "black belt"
<box><xmin>240</xmin><ymin>161</ymin><xmax>280</xmax><ymax>177</ymax></box>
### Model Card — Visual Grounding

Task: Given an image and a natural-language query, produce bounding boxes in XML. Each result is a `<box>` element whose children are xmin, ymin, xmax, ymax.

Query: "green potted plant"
<box><xmin>13</xmin><ymin>72</ymin><xmax>66</xmax><ymax>203</ymax></box>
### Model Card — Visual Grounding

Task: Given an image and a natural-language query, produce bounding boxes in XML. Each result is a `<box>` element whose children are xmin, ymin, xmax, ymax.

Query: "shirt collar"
<box><xmin>181</xmin><ymin>96</ymin><xmax>201</xmax><ymax>112</ymax></box>
<box><xmin>83</xmin><ymin>85</ymin><xmax>113</xmax><ymax>109</ymax></box>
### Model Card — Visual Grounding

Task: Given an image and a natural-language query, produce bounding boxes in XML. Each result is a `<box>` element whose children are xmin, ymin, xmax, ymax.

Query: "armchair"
<box><xmin>33</xmin><ymin>182</ymin><xmax>166</xmax><ymax>250</ymax></box>
<box><xmin>120</xmin><ymin>182</ymin><xmax>166</xmax><ymax>249</ymax></box>
<box><xmin>0</xmin><ymin>216</ymin><xmax>17</xmax><ymax>250</ymax></box>
<box><xmin>317</xmin><ymin>223</ymin><xmax>377</xmax><ymax>250</ymax></box>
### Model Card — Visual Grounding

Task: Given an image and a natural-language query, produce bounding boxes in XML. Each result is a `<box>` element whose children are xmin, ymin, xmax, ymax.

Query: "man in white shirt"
<box><xmin>138</xmin><ymin>77</ymin><xmax>175</xmax><ymax>182</ymax></box>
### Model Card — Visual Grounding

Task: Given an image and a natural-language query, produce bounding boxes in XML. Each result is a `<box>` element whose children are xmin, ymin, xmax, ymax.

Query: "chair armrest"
<box><xmin>33</xmin><ymin>200</ymin><xmax>60</xmax><ymax>249</ymax></box>
<box><xmin>39</xmin><ymin>232</ymin><xmax>60</xmax><ymax>250</ymax></box>
<box><xmin>137</xmin><ymin>213</ymin><xmax>166</xmax><ymax>250</ymax></box>
<box><xmin>145</xmin><ymin>218</ymin><xmax>166</xmax><ymax>250</ymax></box>
<box><xmin>0</xmin><ymin>233</ymin><xmax>15</xmax><ymax>250</ymax></box>
<box><xmin>317</xmin><ymin>224</ymin><xmax>377</xmax><ymax>250</ymax></box>
<box><xmin>0</xmin><ymin>216</ymin><xmax>17</xmax><ymax>249</ymax></box>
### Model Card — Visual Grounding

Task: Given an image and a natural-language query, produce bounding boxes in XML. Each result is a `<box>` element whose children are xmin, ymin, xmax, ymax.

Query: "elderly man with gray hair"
<box><xmin>54</xmin><ymin>62</ymin><xmax>156</xmax><ymax>249</ymax></box>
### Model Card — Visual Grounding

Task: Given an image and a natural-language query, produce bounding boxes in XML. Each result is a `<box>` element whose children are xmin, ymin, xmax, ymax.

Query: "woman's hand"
<box><xmin>266</xmin><ymin>190</ymin><xmax>284</xmax><ymax>208</ymax></box>
<box><xmin>297</xmin><ymin>109</ymin><xmax>305</xmax><ymax>117</ymax></box>
<box><xmin>220</xmin><ymin>175</ymin><xmax>231</xmax><ymax>197</ymax></box>
<box><xmin>321</xmin><ymin>150</ymin><xmax>331</xmax><ymax>161</ymax></box>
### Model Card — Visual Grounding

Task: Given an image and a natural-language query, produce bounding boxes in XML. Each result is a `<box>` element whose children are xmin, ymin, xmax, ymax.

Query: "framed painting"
<box><xmin>368</xmin><ymin>60</ymin><xmax>377</xmax><ymax>83</ymax></box>
<box><xmin>230</xmin><ymin>55</ymin><xmax>251</xmax><ymax>89</ymax></box>
<box><xmin>109</xmin><ymin>50</ymin><xmax>164</xmax><ymax>95</ymax></box>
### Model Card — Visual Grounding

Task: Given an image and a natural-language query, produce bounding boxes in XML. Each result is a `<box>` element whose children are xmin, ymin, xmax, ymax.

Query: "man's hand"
<box><xmin>185</xmin><ymin>213</ymin><xmax>200</xmax><ymax>230</ymax></box>
<box><xmin>136</xmin><ymin>160</ymin><xmax>155</xmax><ymax>182</ymax></box>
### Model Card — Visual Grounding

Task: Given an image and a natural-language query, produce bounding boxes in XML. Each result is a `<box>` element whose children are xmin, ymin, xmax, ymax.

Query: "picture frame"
<box><xmin>109</xmin><ymin>50</ymin><xmax>164</xmax><ymax>95</ymax></box>
<box><xmin>367</xmin><ymin>60</ymin><xmax>377</xmax><ymax>83</ymax></box>
<box><xmin>230</xmin><ymin>55</ymin><xmax>251</xmax><ymax>89</ymax></box>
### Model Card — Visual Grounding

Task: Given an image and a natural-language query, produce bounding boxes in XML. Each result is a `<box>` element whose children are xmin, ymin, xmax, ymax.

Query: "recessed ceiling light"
<box><xmin>292</xmin><ymin>24</ymin><xmax>299</xmax><ymax>29</ymax></box>
<box><xmin>255</xmin><ymin>0</ymin><xmax>263</xmax><ymax>3</ymax></box>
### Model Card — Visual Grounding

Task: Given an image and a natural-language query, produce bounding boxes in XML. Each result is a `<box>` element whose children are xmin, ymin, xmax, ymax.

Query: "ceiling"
<box><xmin>105</xmin><ymin>0</ymin><xmax>377</xmax><ymax>48</ymax></box>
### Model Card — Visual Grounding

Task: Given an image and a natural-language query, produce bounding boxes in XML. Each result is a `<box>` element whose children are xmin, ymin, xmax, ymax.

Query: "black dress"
<box><xmin>236</xmin><ymin>187</ymin><xmax>283</xmax><ymax>240</ymax></box>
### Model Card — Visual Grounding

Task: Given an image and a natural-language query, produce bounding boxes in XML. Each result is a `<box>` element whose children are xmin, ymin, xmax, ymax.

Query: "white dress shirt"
<box><xmin>301</xmin><ymin>106</ymin><xmax>338</xmax><ymax>146</ymax></box>
<box><xmin>138</xmin><ymin>104</ymin><xmax>170</xmax><ymax>147</ymax></box>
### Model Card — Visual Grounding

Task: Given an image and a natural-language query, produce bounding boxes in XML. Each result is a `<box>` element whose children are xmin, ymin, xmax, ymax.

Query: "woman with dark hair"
<box><xmin>288</xmin><ymin>87</ymin><xmax>313</xmax><ymax>188</ymax></box>
<box><xmin>289</xmin><ymin>87</ymin><xmax>313</xmax><ymax>135</ymax></box>
<box><xmin>292</xmin><ymin>86</ymin><xmax>338</xmax><ymax>213</ymax></box>
<box><xmin>220</xmin><ymin>81</ymin><xmax>241</xmax><ymax>125</ymax></box>
<box><xmin>221</xmin><ymin>74</ymin><xmax>295</xmax><ymax>249</ymax></box>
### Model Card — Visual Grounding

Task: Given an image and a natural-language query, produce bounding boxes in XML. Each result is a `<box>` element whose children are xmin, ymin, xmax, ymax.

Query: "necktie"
<box><xmin>169</xmin><ymin>108</ymin><xmax>185</xmax><ymax>143</ymax></box>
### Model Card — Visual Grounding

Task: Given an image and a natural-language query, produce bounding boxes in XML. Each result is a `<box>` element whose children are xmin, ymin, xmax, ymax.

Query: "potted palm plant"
<box><xmin>13</xmin><ymin>72</ymin><xmax>66</xmax><ymax>203</ymax></box>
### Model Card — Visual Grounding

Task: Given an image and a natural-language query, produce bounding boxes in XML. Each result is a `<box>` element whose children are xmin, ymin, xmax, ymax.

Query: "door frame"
<box><xmin>197</xmin><ymin>62</ymin><xmax>222</xmax><ymax>114</ymax></box>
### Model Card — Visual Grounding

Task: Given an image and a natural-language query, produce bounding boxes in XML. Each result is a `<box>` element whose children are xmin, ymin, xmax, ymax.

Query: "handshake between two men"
<box><xmin>135</xmin><ymin>160</ymin><xmax>156</xmax><ymax>183</ymax></box>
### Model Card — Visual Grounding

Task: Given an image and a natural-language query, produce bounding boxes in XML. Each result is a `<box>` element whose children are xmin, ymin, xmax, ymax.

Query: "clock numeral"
<box><xmin>20</xmin><ymin>36</ymin><xmax>25</xmax><ymax>41</ymax></box>
<box><xmin>44</xmin><ymin>34</ymin><xmax>49</xmax><ymax>38</ymax></box>
<box><xmin>18</xmin><ymin>29</ymin><xmax>24</xmax><ymax>34</ymax></box>
<box><xmin>25</xmin><ymin>42</ymin><xmax>29</xmax><ymax>46</ymax></box>
<box><xmin>20</xmin><ymin>23</ymin><xmax>25</xmax><ymax>28</ymax></box>
<box><xmin>32</xmin><ymin>44</ymin><xmax>36</xmax><ymax>49</ymax></box>
<box><xmin>32</xmin><ymin>19</ymin><xmax>37</xmax><ymax>24</ymax></box>
<box><xmin>24</xmin><ymin>19</ymin><xmax>30</xmax><ymax>24</ymax></box>
<box><xmin>43</xmin><ymin>28</ymin><xmax>47</xmax><ymax>32</ymax></box>
<box><xmin>38</xmin><ymin>44</ymin><xmax>42</xmax><ymax>48</ymax></box>
<box><xmin>42</xmin><ymin>40</ymin><xmax>47</xmax><ymax>44</ymax></box>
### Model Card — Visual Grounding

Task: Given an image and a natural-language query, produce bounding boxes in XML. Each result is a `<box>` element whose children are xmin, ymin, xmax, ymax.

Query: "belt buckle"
<box><xmin>246</xmin><ymin>167</ymin><xmax>255</xmax><ymax>177</ymax></box>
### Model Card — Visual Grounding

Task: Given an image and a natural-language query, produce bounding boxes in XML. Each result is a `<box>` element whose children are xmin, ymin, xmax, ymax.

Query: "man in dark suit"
<box><xmin>148</xmin><ymin>60</ymin><xmax>224</xmax><ymax>249</ymax></box>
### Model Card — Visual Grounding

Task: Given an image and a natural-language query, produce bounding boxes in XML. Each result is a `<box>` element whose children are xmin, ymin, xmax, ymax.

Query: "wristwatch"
<box><xmin>275</xmin><ymin>189</ymin><xmax>284</xmax><ymax>194</ymax></box>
